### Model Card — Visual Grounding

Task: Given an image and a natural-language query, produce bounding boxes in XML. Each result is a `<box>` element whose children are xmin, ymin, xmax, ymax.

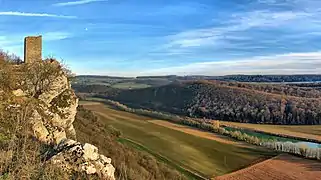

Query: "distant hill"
<box><xmin>76</xmin><ymin>75</ymin><xmax>133</xmax><ymax>79</ymax></box>
<box><xmin>91</xmin><ymin>80</ymin><xmax>321</xmax><ymax>125</ymax></box>
<box><xmin>218</xmin><ymin>74</ymin><xmax>321</xmax><ymax>82</ymax></box>
<box><xmin>73</xmin><ymin>75</ymin><xmax>174</xmax><ymax>89</ymax></box>
<box><xmin>75</xmin><ymin>74</ymin><xmax>321</xmax><ymax>84</ymax></box>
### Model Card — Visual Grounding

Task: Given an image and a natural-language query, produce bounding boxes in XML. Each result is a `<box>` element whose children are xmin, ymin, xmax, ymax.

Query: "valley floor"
<box><xmin>150</xmin><ymin>120</ymin><xmax>249</xmax><ymax>147</ymax></box>
<box><xmin>215</xmin><ymin>154</ymin><xmax>321</xmax><ymax>180</ymax></box>
<box><xmin>81</xmin><ymin>101</ymin><xmax>275</xmax><ymax>179</ymax></box>
<box><xmin>221</xmin><ymin>121</ymin><xmax>321</xmax><ymax>142</ymax></box>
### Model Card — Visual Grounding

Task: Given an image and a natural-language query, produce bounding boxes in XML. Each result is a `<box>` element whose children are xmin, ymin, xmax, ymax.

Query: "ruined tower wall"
<box><xmin>24</xmin><ymin>36</ymin><xmax>42</xmax><ymax>63</ymax></box>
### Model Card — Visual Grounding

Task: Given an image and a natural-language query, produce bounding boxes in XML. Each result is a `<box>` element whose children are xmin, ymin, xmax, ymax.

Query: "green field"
<box><xmin>111</xmin><ymin>82</ymin><xmax>151</xmax><ymax>89</ymax></box>
<box><xmin>82</xmin><ymin>101</ymin><xmax>275</xmax><ymax>179</ymax></box>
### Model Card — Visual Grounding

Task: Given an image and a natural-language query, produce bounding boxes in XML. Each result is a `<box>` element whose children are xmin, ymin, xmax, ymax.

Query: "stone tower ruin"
<box><xmin>24</xmin><ymin>36</ymin><xmax>42</xmax><ymax>63</ymax></box>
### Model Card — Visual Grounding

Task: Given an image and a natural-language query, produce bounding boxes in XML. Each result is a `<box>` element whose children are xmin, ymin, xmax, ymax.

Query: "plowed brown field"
<box><xmin>215</xmin><ymin>154</ymin><xmax>321</xmax><ymax>180</ymax></box>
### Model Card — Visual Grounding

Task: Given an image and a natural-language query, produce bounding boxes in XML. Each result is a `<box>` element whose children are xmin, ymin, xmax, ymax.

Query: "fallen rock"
<box><xmin>83</xmin><ymin>143</ymin><xmax>99</xmax><ymax>161</ymax></box>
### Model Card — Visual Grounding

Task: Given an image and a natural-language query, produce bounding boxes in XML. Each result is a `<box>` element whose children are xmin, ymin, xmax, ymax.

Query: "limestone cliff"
<box><xmin>2</xmin><ymin>60</ymin><xmax>115</xmax><ymax>180</ymax></box>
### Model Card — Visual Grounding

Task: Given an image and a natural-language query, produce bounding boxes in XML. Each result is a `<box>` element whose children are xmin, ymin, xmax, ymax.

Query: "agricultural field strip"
<box><xmin>215</xmin><ymin>154</ymin><xmax>321</xmax><ymax>180</ymax></box>
<box><xmin>119</xmin><ymin>137</ymin><xmax>207</xmax><ymax>180</ymax></box>
<box><xmin>82</xmin><ymin>102</ymin><xmax>271</xmax><ymax>178</ymax></box>
<box><xmin>85</xmin><ymin>105</ymin><xmax>211</xmax><ymax>177</ymax></box>
<box><xmin>150</xmin><ymin>120</ymin><xmax>250</xmax><ymax>148</ymax></box>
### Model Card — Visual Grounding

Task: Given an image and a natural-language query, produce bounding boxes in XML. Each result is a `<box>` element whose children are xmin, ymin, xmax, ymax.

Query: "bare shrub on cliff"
<box><xmin>0</xmin><ymin>61</ymin><xmax>19</xmax><ymax>91</ymax></box>
<box><xmin>0</xmin><ymin>50</ymin><xmax>5</xmax><ymax>64</ymax></box>
<box><xmin>0</xmin><ymin>50</ymin><xmax>23</xmax><ymax>65</ymax></box>
<box><xmin>0</xmin><ymin>95</ymin><xmax>69</xmax><ymax>179</ymax></box>
<box><xmin>21</xmin><ymin>59</ymin><xmax>64</xmax><ymax>98</ymax></box>
<box><xmin>45</xmin><ymin>56</ymin><xmax>75</xmax><ymax>81</ymax></box>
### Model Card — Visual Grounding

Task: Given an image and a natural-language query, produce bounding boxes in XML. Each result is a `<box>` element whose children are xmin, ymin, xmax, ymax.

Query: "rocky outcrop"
<box><xmin>30</xmin><ymin>75</ymin><xmax>78</xmax><ymax>145</ymax></box>
<box><xmin>47</xmin><ymin>139</ymin><xmax>115</xmax><ymax>180</ymax></box>
<box><xmin>10</xmin><ymin>60</ymin><xmax>115</xmax><ymax>180</ymax></box>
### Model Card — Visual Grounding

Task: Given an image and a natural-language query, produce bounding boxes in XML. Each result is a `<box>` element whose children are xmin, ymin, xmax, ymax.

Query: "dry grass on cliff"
<box><xmin>0</xmin><ymin>58</ymin><xmax>94</xmax><ymax>180</ymax></box>
<box><xmin>0</xmin><ymin>95</ymin><xmax>70</xmax><ymax>180</ymax></box>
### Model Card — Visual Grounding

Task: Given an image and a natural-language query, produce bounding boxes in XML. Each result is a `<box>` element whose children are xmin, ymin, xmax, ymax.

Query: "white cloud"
<box><xmin>139</xmin><ymin>51</ymin><xmax>321</xmax><ymax>76</ymax></box>
<box><xmin>165</xmin><ymin>10</ymin><xmax>311</xmax><ymax>49</ymax></box>
<box><xmin>0</xmin><ymin>11</ymin><xmax>76</xmax><ymax>19</ymax></box>
<box><xmin>74</xmin><ymin>68</ymin><xmax>139</xmax><ymax>77</ymax></box>
<box><xmin>228</xmin><ymin>10</ymin><xmax>309</xmax><ymax>29</ymax></box>
<box><xmin>257</xmin><ymin>0</ymin><xmax>294</xmax><ymax>6</ymax></box>
<box><xmin>164</xmin><ymin>28</ymin><xmax>222</xmax><ymax>48</ymax></box>
<box><xmin>257</xmin><ymin>0</ymin><xmax>321</xmax><ymax>7</ymax></box>
<box><xmin>53</xmin><ymin>0</ymin><xmax>106</xmax><ymax>7</ymax></box>
<box><xmin>42</xmin><ymin>32</ymin><xmax>71</xmax><ymax>41</ymax></box>
<box><xmin>0</xmin><ymin>32</ymin><xmax>71</xmax><ymax>45</ymax></box>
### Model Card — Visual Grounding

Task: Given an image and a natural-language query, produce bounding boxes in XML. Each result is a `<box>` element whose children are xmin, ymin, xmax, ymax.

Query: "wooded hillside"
<box><xmin>83</xmin><ymin>81</ymin><xmax>321</xmax><ymax>125</ymax></box>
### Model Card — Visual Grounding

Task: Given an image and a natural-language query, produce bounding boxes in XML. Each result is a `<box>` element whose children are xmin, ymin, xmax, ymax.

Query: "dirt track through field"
<box><xmin>215</xmin><ymin>154</ymin><xmax>321</xmax><ymax>180</ymax></box>
<box><xmin>150</xmin><ymin>120</ymin><xmax>249</xmax><ymax>147</ymax></box>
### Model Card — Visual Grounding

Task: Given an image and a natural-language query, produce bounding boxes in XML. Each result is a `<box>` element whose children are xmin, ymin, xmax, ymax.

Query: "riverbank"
<box><xmin>220</xmin><ymin>121</ymin><xmax>321</xmax><ymax>144</ymax></box>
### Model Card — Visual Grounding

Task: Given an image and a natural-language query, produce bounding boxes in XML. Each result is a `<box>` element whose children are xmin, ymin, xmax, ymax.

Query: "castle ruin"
<box><xmin>24</xmin><ymin>36</ymin><xmax>42</xmax><ymax>63</ymax></box>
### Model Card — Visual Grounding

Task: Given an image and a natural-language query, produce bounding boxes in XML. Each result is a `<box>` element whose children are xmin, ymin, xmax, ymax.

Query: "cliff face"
<box><xmin>1</xmin><ymin>60</ymin><xmax>115</xmax><ymax>179</ymax></box>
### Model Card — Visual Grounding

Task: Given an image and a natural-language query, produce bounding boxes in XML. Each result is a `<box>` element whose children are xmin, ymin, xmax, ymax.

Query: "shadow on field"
<box><xmin>277</xmin><ymin>154</ymin><xmax>321</xmax><ymax>172</ymax></box>
<box><xmin>233</xmin><ymin>146</ymin><xmax>321</xmax><ymax>172</ymax></box>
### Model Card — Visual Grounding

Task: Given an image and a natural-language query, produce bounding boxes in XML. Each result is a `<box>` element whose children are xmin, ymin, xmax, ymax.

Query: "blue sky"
<box><xmin>1</xmin><ymin>0</ymin><xmax>321</xmax><ymax>76</ymax></box>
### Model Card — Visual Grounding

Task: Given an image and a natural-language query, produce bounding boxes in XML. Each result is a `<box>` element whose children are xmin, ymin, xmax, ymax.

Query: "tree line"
<box><xmin>210</xmin><ymin>80</ymin><xmax>321</xmax><ymax>98</ymax></box>
<box><xmin>218</xmin><ymin>75</ymin><xmax>321</xmax><ymax>82</ymax></box>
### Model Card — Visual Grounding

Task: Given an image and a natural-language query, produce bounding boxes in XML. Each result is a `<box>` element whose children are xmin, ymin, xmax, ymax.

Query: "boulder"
<box><xmin>83</xmin><ymin>143</ymin><xmax>99</xmax><ymax>161</ymax></box>
<box><xmin>49</xmin><ymin>140</ymin><xmax>115</xmax><ymax>180</ymax></box>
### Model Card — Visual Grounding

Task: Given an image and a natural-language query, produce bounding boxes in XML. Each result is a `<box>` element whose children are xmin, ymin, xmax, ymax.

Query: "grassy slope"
<box><xmin>221</xmin><ymin>121</ymin><xmax>321</xmax><ymax>142</ymax></box>
<box><xmin>74</xmin><ymin>104</ymin><xmax>187</xmax><ymax>180</ymax></box>
<box><xmin>82</xmin><ymin>102</ymin><xmax>275</xmax><ymax>178</ymax></box>
<box><xmin>118</xmin><ymin>138</ymin><xmax>204</xmax><ymax>180</ymax></box>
